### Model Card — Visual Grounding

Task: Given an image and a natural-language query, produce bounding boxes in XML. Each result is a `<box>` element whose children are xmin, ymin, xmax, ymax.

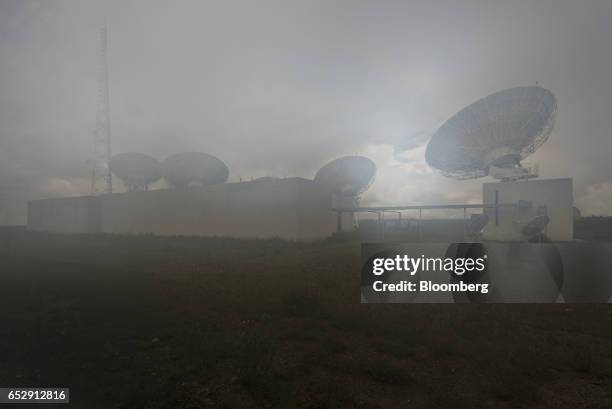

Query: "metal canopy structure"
<box><xmin>332</xmin><ymin>201</ymin><xmax>525</xmax><ymax>240</ymax></box>
<box><xmin>425</xmin><ymin>86</ymin><xmax>557</xmax><ymax>180</ymax></box>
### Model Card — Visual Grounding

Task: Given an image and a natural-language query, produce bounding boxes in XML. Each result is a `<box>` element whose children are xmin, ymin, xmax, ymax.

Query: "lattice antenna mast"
<box><xmin>91</xmin><ymin>25</ymin><xmax>113</xmax><ymax>194</ymax></box>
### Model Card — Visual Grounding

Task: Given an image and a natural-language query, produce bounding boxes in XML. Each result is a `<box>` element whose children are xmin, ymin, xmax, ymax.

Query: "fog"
<box><xmin>1</xmin><ymin>0</ymin><xmax>611</xmax><ymax>224</ymax></box>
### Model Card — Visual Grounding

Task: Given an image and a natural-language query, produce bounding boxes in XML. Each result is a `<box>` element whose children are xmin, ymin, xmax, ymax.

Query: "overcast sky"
<box><xmin>1</xmin><ymin>0</ymin><xmax>611</xmax><ymax>224</ymax></box>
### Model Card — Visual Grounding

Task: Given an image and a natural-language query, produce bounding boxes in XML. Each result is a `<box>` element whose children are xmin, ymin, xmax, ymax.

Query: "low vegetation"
<box><xmin>0</xmin><ymin>231</ymin><xmax>610</xmax><ymax>408</ymax></box>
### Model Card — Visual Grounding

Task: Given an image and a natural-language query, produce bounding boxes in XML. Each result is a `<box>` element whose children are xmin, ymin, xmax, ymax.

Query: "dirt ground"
<box><xmin>0</xmin><ymin>231</ymin><xmax>610</xmax><ymax>408</ymax></box>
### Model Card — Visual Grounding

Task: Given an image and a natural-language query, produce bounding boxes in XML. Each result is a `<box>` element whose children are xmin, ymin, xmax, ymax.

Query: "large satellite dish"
<box><xmin>162</xmin><ymin>152</ymin><xmax>229</xmax><ymax>188</ymax></box>
<box><xmin>109</xmin><ymin>153</ymin><xmax>162</xmax><ymax>191</ymax></box>
<box><xmin>314</xmin><ymin>156</ymin><xmax>376</xmax><ymax>197</ymax></box>
<box><xmin>425</xmin><ymin>86</ymin><xmax>557</xmax><ymax>180</ymax></box>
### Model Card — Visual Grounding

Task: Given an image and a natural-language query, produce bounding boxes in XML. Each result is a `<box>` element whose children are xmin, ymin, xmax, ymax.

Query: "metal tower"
<box><xmin>90</xmin><ymin>25</ymin><xmax>113</xmax><ymax>194</ymax></box>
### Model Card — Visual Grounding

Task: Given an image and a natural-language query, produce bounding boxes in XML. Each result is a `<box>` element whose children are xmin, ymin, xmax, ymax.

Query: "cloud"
<box><xmin>360</xmin><ymin>143</ymin><xmax>481</xmax><ymax>218</ymax></box>
<box><xmin>1</xmin><ymin>1</ymin><xmax>612</xmax><ymax>224</ymax></box>
<box><xmin>577</xmin><ymin>182</ymin><xmax>612</xmax><ymax>216</ymax></box>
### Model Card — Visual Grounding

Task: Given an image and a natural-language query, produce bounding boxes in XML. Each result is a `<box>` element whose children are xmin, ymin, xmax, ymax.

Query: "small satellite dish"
<box><xmin>109</xmin><ymin>152</ymin><xmax>162</xmax><ymax>191</ymax></box>
<box><xmin>162</xmin><ymin>152</ymin><xmax>229</xmax><ymax>188</ymax></box>
<box><xmin>314</xmin><ymin>156</ymin><xmax>376</xmax><ymax>197</ymax></box>
<box><xmin>467</xmin><ymin>213</ymin><xmax>489</xmax><ymax>236</ymax></box>
<box><xmin>425</xmin><ymin>86</ymin><xmax>557</xmax><ymax>181</ymax></box>
<box><xmin>521</xmin><ymin>215</ymin><xmax>550</xmax><ymax>238</ymax></box>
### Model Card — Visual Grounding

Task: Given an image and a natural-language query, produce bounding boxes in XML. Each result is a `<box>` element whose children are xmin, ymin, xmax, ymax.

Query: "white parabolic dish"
<box><xmin>425</xmin><ymin>86</ymin><xmax>557</xmax><ymax>180</ymax></box>
<box><xmin>109</xmin><ymin>152</ymin><xmax>162</xmax><ymax>190</ymax></box>
<box><xmin>314</xmin><ymin>156</ymin><xmax>376</xmax><ymax>197</ymax></box>
<box><xmin>162</xmin><ymin>152</ymin><xmax>229</xmax><ymax>187</ymax></box>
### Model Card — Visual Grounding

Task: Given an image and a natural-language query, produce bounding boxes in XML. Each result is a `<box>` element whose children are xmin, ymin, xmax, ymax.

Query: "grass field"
<box><xmin>0</xmin><ymin>231</ymin><xmax>610</xmax><ymax>408</ymax></box>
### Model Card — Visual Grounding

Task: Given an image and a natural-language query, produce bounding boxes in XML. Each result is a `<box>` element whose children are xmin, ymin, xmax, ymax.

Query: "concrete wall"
<box><xmin>27</xmin><ymin>178</ymin><xmax>334</xmax><ymax>241</ymax></box>
<box><xmin>482</xmin><ymin>178</ymin><xmax>573</xmax><ymax>241</ymax></box>
<box><xmin>28</xmin><ymin>196</ymin><xmax>100</xmax><ymax>234</ymax></box>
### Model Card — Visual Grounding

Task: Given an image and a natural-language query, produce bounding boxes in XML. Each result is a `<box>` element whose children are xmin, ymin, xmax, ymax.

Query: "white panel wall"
<box><xmin>482</xmin><ymin>178</ymin><xmax>573</xmax><ymax>241</ymax></box>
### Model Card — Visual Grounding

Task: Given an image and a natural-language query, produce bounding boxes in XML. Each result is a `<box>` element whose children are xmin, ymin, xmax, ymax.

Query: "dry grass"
<box><xmin>0</xmin><ymin>231</ymin><xmax>610</xmax><ymax>408</ymax></box>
